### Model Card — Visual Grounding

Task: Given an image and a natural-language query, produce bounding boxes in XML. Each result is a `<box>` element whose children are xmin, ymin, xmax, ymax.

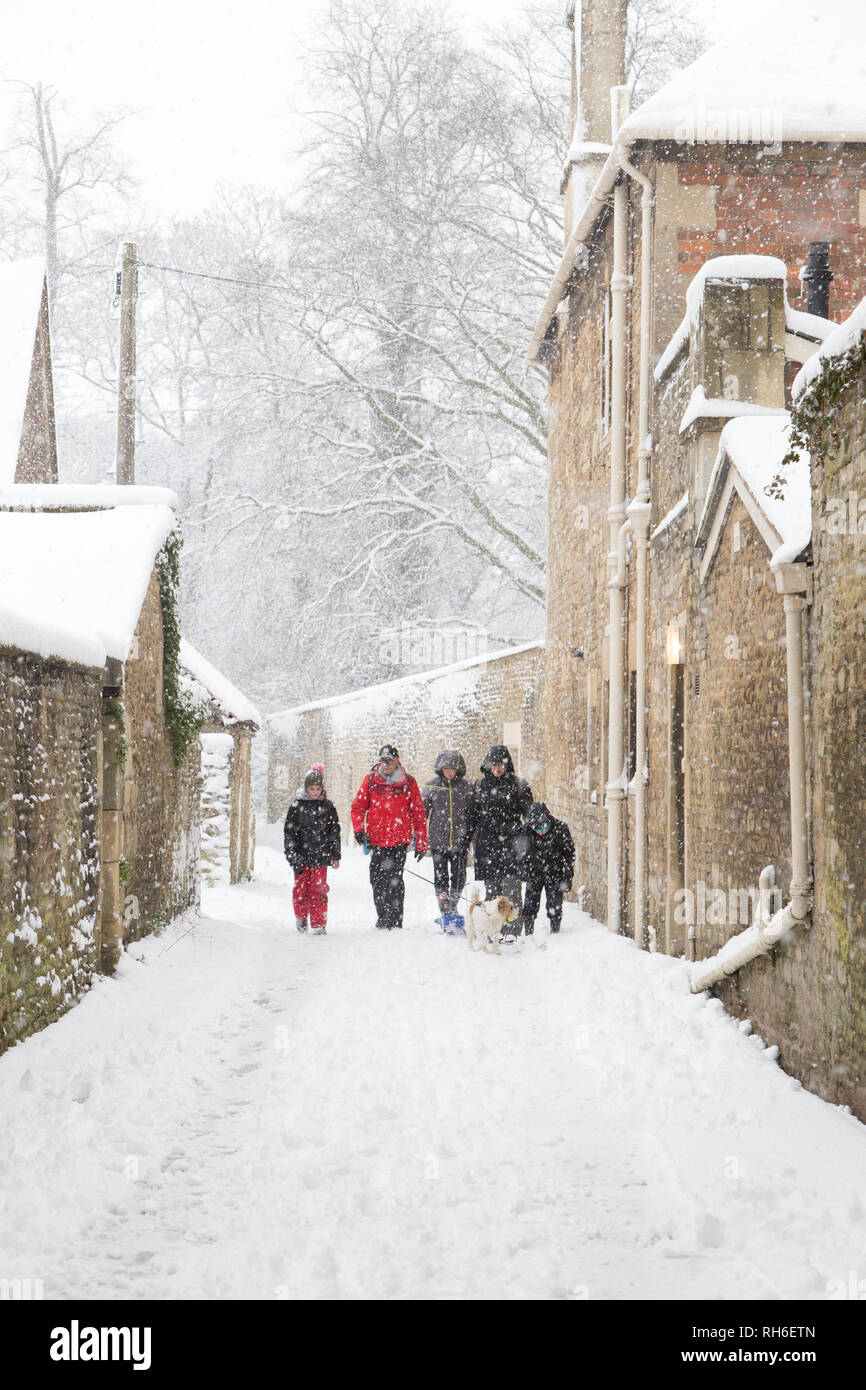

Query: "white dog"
<box><xmin>466</xmin><ymin>883</ymin><xmax>518</xmax><ymax>955</ymax></box>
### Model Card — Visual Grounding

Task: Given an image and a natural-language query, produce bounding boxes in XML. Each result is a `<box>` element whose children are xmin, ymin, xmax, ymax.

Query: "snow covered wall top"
<box><xmin>792</xmin><ymin>297</ymin><xmax>866</xmax><ymax>399</ymax></box>
<box><xmin>699</xmin><ymin>414</ymin><xmax>812</xmax><ymax>569</ymax></box>
<box><xmin>0</xmin><ymin>504</ymin><xmax>177</xmax><ymax>667</ymax></box>
<box><xmin>620</xmin><ymin>0</ymin><xmax>866</xmax><ymax>145</ymax></box>
<box><xmin>0</xmin><ymin>258</ymin><xmax>47</xmax><ymax>484</ymax></box>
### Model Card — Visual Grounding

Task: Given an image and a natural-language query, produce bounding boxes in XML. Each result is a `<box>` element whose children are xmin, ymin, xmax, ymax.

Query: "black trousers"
<box><xmin>432</xmin><ymin>850</ymin><xmax>467</xmax><ymax>913</ymax></box>
<box><xmin>523</xmin><ymin>876</ymin><xmax>564</xmax><ymax>933</ymax></box>
<box><xmin>369</xmin><ymin>844</ymin><xmax>408</xmax><ymax>929</ymax></box>
<box><xmin>479</xmin><ymin>863</ymin><xmax>523</xmax><ymax>919</ymax></box>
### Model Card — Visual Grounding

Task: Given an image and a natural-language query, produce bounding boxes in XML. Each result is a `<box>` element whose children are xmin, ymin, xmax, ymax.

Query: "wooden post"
<box><xmin>116</xmin><ymin>240</ymin><xmax>138</xmax><ymax>485</ymax></box>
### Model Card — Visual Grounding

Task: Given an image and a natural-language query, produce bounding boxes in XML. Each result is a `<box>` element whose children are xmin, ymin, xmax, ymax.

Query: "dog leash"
<box><xmin>400</xmin><ymin>861</ymin><xmax>469</xmax><ymax>906</ymax></box>
<box><xmin>404</xmin><ymin>867</ymin><xmax>519</xmax><ymax>921</ymax></box>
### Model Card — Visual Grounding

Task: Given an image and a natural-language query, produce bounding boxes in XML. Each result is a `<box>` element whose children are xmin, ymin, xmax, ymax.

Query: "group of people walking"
<box><xmin>283</xmin><ymin>743</ymin><xmax>574</xmax><ymax>938</ymax></box>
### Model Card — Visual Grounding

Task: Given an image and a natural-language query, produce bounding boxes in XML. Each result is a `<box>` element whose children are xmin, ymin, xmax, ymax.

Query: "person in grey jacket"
<box><xmin>421</xmin><ymin>750</ymin><xmax>475</xmax><ymax>917</ymax></box>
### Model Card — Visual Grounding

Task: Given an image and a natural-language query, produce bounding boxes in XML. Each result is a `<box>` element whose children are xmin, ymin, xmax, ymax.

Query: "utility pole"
<box><xmin>115</xmin><ymin>240</ymin><xmax>138</xmax><ymax>485</ymax></box>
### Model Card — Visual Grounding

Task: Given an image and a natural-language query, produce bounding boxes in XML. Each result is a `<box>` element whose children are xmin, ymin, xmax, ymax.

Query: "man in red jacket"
<box><xmin>351</xmin><ymin>744</ymin><xmax>428</xmax><ymax>930</ymax></box>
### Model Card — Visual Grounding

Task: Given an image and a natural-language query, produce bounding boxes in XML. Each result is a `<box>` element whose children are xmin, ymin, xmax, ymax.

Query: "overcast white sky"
<box><xmin>0</xmin><ymin>0</ymin><xmax>775</xmax><ymax>217</ymax></box>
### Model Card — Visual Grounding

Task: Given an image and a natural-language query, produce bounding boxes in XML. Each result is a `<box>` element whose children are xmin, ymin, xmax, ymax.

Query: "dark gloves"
<box><xmin>355</xmin><ymin>830</ymin><xmax>370</xmax><ymax>849</ymax></box>
<box><xmin>414</xmin><ymin>849</ymin><xmax>426</xmax><ymax>862</ymax></box>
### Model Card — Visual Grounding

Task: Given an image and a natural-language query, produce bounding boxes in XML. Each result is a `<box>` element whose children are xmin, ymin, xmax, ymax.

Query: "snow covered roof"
<box><xmin>792</xmin><ymin>297</ymin><xmax>866</xmax><ymax>399</ymax></box>
<box><xmin>528</xmin><ymin>1</ymin><xmax>864</xmax><ymax>366</ymax></box>
<box><xmin>620</xmin><ymin>1</ymin><xmax>866</xmax><ymax>146</ymax></box>
<box><xmin>697</xmin><ymin>414</ymin><xmax>811</xmax><ymax>574</ymax></box>
<box><xmin>0</xmin><ymin>504</ymin><xmax>177</xmax><ymax>668</ymax></box>
<box><xmin>179</xmin><ymin>639</ymin><xmax>261</xmax><ymax>728</ymax></box>
<box><xmin>0</xmin><ymin>258</ymin><xmax>48</xmax><ymax>484</ymax></box>
<box><xmin>0</xmin><ymin>483</ymin><xmax>179</xmax><ymax>511</ymax></box>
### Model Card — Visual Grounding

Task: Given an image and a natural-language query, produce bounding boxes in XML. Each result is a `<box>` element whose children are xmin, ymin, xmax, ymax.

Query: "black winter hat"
<box><xmin>378</xmin><ymin>743</ymin><xmax>399</xmax><ymax>760</ymax></box>
<box><xmin>526</xmin><ymin>802</ymin><xmax>552</xmax><ymax>831</ymax></box>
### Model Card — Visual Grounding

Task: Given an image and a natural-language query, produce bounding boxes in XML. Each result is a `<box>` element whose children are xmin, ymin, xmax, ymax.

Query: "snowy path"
<box><xmin>2</xmin><ymin>823</ymin><xmax>866</xmax><ymax>1300</ymax></box>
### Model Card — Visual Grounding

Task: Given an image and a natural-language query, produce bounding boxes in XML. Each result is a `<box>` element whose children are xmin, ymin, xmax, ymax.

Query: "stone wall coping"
<box><xmin>269</xmin><ymin>640</ymin><xmax>545</xmax><ymax>731</ymax></box>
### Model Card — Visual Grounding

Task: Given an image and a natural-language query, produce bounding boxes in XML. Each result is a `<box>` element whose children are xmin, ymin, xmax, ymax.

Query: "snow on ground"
<box><xmin>2</xmin><ymin>823</ymin><xmax>866</xmax><ymax>1301</ymax></box>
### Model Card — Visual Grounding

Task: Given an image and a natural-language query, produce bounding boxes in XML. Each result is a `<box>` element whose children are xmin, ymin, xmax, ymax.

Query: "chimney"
<box><xmin>577</xmin><ymin>0</ymin><xmax>628</xmax><ymax>145</ymax></box>
<box><xmin>563</xmin><ymin>0</ymin><xmax>628</xmax><ymax>242</ymax></box>
<box><xmin>801</xmin><ymin>241</ymin><xmax>834</xmax><ymax>319</ymax></box>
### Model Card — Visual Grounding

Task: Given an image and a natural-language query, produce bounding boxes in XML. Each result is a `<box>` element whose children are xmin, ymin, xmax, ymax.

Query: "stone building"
<box><xmin>530</xmin><ymin>3</ymin><xmax>866</xmax><ymax>1115</ymax></box>
<box><xmin>0</xmin><ymin>485</ymin><xmax>202</xmax><ymax>1053</ymax></box>
<box><xmin>180</xmin><ymin>639</ymin><xmax>259</xmax><ymax>884</ymax></box>
<box><xmin>268</xmin><ymin>643</ymin><xmax>545</xmax><ymax>831</ymax></box>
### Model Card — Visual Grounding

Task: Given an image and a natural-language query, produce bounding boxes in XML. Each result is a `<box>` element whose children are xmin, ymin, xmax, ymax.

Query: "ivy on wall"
<box><xmin>155</xmin><ymin>530</ymin><xmax>206</xmax><ymax>766</ymax></box>
<box><xmin>767</xmin><ymin>332</ymin><xmax>866</xmax><ymax>499</ymax></box>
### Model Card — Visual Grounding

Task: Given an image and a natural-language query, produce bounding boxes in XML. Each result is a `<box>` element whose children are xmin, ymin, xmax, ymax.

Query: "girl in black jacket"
<box><xmin>283</xmin><ymin>765</ymin><xmax>341</xmax><ymax>934</ymax></box>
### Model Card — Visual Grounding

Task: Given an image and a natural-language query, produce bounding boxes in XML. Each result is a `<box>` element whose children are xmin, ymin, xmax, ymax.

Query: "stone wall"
<box><xmin>268</xmin><ymin>644</ymin><xmax>545</xmax><ymax>836</ymax></box>
<box><xmin>0</xmin><ymin>650</ymin><xmax>101</xmax><ymax>1052</ymax></box>
<box><xmin>775</xmin><ymin>355</ymin><xmax>866</xmax><ymax>1115</ymax></box>
<box><xmin>199</xmin><ymin>729</ymin><xmax>255</xmax><ymax>885</ymax></box>
<box><xmin>201</xmin><ymin>733</ymin><xmax>233</xmax><ymax>883</ymax></box>
<box><xmin>687</xmin><ymin>499</ymin><xmax>792</xmax><ymax>948</ymax></box>
<box><xmin>122</xmin><ymin>569</ymin><xmax>200</xmax><ymax>939</ymax></box>
<box><xmin>545</xmin><ymin>232</ymin><xmax>615</xmax><ymax>921</ymax></box>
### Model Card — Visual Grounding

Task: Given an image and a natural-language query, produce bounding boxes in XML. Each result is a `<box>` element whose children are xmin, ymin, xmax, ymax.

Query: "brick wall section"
<box><xmin>123</xmin><ymin>569</ymin><xmax>200</xmax><ymax>938</ymax></box>
<box><xmin>268</xmin><ymin>645</ymin><xmax>545</xmax><ymax>839</ymax></box>
<box><xmin>661</xmin><ymin>143</ymin><xmax>866</xmax><ymax>348</ymax></box>
<box><xmin>0</xmin><ymin>651</ymin><xmax>101</xmax><ymax>1052</ymax></box>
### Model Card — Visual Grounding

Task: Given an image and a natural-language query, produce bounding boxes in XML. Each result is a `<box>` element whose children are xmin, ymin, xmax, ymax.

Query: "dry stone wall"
<box><xmin>0</xmin><ymin>651</ymin><xmax>101</xmax><ymax>1052</ymax></box>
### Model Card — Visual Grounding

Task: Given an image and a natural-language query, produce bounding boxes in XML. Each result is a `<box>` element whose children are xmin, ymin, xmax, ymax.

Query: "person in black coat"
<box><xmin>518</xmin><ymin>801</ymin><xmax>575</xmax><ymax>935</ymax></box>
<box><xmin>283</xmin><ymin>765</ymin><xmax>341</xmax><ymax>934</ymax></box>
<box><xmin>471</xmin><ymin>744</ymin><xmax>533</xmax><ymax>922</ymax></box>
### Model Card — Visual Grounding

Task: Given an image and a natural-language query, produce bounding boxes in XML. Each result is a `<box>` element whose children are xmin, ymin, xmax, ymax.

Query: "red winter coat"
<box><xmin>351</xmin><ymin>763</ymin><xmax>429</xmax><ymax>851</ymax></box>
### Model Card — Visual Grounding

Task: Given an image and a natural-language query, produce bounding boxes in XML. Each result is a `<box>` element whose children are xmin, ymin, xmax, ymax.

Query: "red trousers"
<box><xmin>292</xmin><ymin>866</ymin><xmax>329</xmax><ymax>927</ymax></box>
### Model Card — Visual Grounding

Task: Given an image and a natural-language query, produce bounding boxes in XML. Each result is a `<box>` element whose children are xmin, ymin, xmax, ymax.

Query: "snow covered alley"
<box><xmin>2</xmin><ymin>824</ymin><xmax>866</xmax><ymax>1302</ymax></box>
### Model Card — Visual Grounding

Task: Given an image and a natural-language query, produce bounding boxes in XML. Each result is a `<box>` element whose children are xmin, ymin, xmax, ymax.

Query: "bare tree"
<box><xmin>1</xmin><ymin>79</ymin><xmax>135</xmax><ymax>299</ymax></box>
<box><xmin>626</xmin><ymin>0</ymin><xmax>709</xmax><ymax>107</ymax></box>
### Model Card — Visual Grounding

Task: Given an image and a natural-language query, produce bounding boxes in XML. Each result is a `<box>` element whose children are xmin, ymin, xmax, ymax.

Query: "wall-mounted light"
<box><xmin>665</xmin><ymin>621</ymin><xmax>684</xmax><ymax>666</ymax></box>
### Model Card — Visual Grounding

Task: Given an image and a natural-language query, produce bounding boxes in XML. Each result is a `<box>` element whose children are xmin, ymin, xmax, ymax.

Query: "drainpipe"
<box><xmin>615</xmin><ymin>143</ymin><xmax>654</xmax><ymax>950</ymax></box>
<box><xmin>690</xmin><ymin>565</ymin><xmax>812</xmax><ymax>991</ymax></box>
<box><xmin>605</xmin><ymin>174</ymin><xmax>629</xmax><ymax>933</ymax></box>
<box><xmin>801</xmin><ymin>242</ymin><xmax>834</xmax><ymax>321</ymax></box>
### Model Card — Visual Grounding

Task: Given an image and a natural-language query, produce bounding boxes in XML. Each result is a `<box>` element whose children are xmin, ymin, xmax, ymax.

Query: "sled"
<box><xmin>435</xmin><ymin>913</ymin><xmax>466</xmax><ymax>936</ymax></box>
